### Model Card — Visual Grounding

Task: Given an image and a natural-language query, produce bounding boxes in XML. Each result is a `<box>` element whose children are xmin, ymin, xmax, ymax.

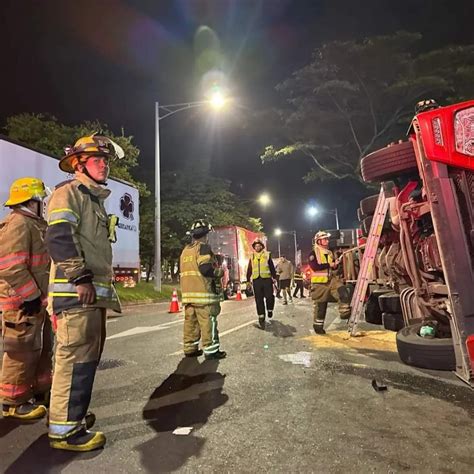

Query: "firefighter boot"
<box><xmin>46</xmin><ymin>411</ymin><xmax>96</xmax><ymax>430</ymax></box>
<box><xmin>258</xmin><ymin>315</ymin><xmax>266</xmax><ymax>329</ymax></box>
<box><xmin>313</xmin><ymin>302</ymin><xmax>328</xmax><ymax>335</ymax></box>
<box><xmin>2</xmin><ymin>402</ymin><xmax>47</xmax><ymax>421</ymax></box>
<box><xmin>205</xmin><ymin>350</ymin><xmax>227</xmax><ymax>360</ymax></box>
<box><xmin>49</xmin><ymin>428</ymin><xmax>106</xmax><ymax>452</ymax></box>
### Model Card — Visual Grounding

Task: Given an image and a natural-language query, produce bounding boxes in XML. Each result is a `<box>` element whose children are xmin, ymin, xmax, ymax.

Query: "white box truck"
<box><xmin>0</xmin><ymin>136</ymin><xmax>140</xmax><ymax>283</ymax></box>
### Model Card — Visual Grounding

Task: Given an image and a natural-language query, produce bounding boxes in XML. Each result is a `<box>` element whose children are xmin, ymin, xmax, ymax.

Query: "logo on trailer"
<box><xmin>120</xmin><ymin>193</ymin><xmax>134</xmax><ymax>220</ymax></box>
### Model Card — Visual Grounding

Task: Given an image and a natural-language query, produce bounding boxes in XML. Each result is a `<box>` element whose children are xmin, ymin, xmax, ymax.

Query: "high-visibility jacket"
<box><xmin>310</xmin><ymin>245</ymin><xmax>334</xmax><ymax>284</ymax></box>
<box><xmin>251</xmin><ymin>251</ymin><xmax>272</xmax><ymax>280</ymax></box>
<box><xmin>0</xmin><ymin>210</ymin><xmax>50</xmax><ymax>311</ymax></box>
<box><xmin>45</xmin><ymin>173</ymin><xmax>121</xmax><ymax>314</ymax></box>
<box><xmin>294</xmin><ymin>272</ymin><xmax>304</xmax><ymax>281</ymax></box>
<box><xmin>180</xmin><ymin>242</ymin><xmax>221</xmax><ymax>305</ymax></box>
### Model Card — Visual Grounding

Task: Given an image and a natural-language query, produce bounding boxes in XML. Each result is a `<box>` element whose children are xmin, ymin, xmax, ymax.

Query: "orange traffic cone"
<box><xmin>168</xmin><ymin>288</ymin><xmax>180</xmax><ymax>313</ymax></box>
<box><xmin>236</xmin><ymin>289</ymin><xmax>243</xmax><ymax>301</ymax></box>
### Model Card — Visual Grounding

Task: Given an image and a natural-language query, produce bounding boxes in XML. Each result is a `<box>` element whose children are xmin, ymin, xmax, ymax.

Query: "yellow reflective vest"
<box><xmin>251</xmin><ymin>251</ymin><xmax>271</xmax><ymax>279</ymax></box>
<box><xmin>311</xmin><ymin>245</ymin><xmax>334</xmax><ymax>284</ymax></box>
<box><xmin>180</xmin><ymin>242</ymin><xmax>221</xmax><ymax>305</ymax></box>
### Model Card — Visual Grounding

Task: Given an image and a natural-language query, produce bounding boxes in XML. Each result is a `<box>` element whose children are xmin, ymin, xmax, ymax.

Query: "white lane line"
<box><xmin>168</xmin><ymin>319</ymin><xmax>256</xmax><ymax>356</ymax></box>
<box><xmin>106</xmin><ymin>302</ymin><xmax>253</xmax><ymax>341</ymax></box>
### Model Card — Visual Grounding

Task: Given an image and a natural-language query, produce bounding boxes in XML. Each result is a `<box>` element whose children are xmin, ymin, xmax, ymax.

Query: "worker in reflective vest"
<box><xmin>0</xmin><ymin>177</ymin><xmax>52</xmax><ymax>421</ymax></box>
<box><xmin>247</xmin><ymin>238</ymin><xmax>277</xmax><ymax>329</ymax></box>
<box><xmin>293</xmin><ymin>264</ymin><xmax>305</xmax><ymax>298</ymax></box>
<box><xmin>308</xmin><ymin>231</ymin><xmax>351</xmax><ymax>334</ymax></box>
<box><xmin>180</xmin><ymin>219</ymin><xmax>226</xmax><ymax>360</ymax></box>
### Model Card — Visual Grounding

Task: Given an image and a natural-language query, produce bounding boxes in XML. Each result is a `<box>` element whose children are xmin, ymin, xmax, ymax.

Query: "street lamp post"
<box><xmin>306</xmin><ymin>205</ymin><xmax>339</xmax><ymax>230</ymax></box>
<box><xmin>274</xmin><ymin>228</ymin><xmax>298</xmax><ymax>264</ymax></box>
<box><xmin>154</xmin><ymin>96</ymin><xmax>226</xmax><ymax>291</ymax></box>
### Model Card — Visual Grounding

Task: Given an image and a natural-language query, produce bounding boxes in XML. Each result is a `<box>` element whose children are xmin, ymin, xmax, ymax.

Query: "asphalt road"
<box><xmin>1</xmin><ymin>296</ymin><xmax>474</xmax><ymax>473</ymax></box>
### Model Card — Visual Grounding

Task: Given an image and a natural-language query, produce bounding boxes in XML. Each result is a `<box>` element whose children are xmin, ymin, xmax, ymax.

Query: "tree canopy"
<box><xmin>261</xmin><ymin>32</ymin><xmax>474</xmax><ymax>183</ymax></box>
<box><xmin>5</xmin><ymin>113</ymin><xmax>148</xmax><ymax>196</ymax></box>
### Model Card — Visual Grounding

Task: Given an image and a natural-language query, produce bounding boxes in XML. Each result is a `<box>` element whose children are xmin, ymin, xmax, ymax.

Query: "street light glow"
<box><xmin>306</xmin><ymin>205</ymin><xmax>318</xmax><ymax>218</ymax></box>
<box><xmin>209</xmin><ymin>91</ymin><xmax>226</xmax><ymax>109</ymax></box>
<box><xmin>274</xmin><ymin>228</ymin><xmax>282</xmax><ymax>236</ymax></box>
<box><xmin>258</xmin><ymin>193</ymin><xmax>271</xmax><ymax>207</ymax></box>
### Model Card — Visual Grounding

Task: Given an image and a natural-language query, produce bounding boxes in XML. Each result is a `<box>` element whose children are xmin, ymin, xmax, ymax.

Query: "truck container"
<box><xmin>0</xmin><ymin>136</ymin><xmax>140</xmax><ymax>283</ymax></box>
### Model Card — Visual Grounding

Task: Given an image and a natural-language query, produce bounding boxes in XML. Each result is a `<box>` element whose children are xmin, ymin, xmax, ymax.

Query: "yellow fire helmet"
<box><xmin>4</xmin><ymin>177</ymin><xmax>48</xmax><ymax>207</ymax></box>
<box><xmin>59</xmin><ymin>134</ymin><xmax>125</xmax><ymax>173</ymax></box>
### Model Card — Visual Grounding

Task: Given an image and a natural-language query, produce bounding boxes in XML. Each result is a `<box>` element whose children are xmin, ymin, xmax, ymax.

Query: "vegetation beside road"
<box><xmin>116</xmin><ymin>282</ymin><xmax>179</xmax><ymax>304</ymax></box>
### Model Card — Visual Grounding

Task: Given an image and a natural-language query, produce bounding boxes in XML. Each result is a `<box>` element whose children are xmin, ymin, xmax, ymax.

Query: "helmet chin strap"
<box><xmin>77</xmin><ymin>162</ymin><xmax>107</xmax><ymax>185</ymax></box>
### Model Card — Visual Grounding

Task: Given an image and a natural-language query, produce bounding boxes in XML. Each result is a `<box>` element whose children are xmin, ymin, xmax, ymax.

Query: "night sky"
<box><xmin>2</xmin><ymin>0</ymin><xmax>474</xmax><ymax>257</ymax></box>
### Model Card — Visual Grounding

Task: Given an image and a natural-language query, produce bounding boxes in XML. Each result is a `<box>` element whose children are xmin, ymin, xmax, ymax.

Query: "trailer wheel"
<box><xmin>396</xmin><ymin>323</ymin><xmax>456</xmax><ymax>370</ymax></box>
<box><xmin>382</xmin><ymin>312</ymin><xmax>404</xmax><ymax>332</ymax></box>
<box><xmin>361</xmin><ymin>142</ymin><xmax>418</xmax><ymax>183</ymax></box>
<box><xmin>378</xmin><ymin>292</ymin><xmax>402</xmax><ymax>313</ymax></box>
<box><xmin>360</xmin><ymin>194</ymin><xmax>379</xmax><ymax>216</ymax></box>
<box><xmin>365</xmin><ymin>289</ymin><xmax>390</xmax><ymax>325</ymax></box>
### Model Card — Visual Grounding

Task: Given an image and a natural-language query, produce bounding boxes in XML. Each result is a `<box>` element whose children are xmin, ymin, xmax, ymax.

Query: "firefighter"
<box><xmin>180</xmin><ymin>220</ymin><xmax>226</xmax><ymax>360</ymax></box>
<box><xmin>0</xmin><ymin>177</ymin><xmax>52</xmax><ymax>420</ymax></box>
<box><xmin>246</xmin><ymin>238</ymin><xmax>277</xmax><ymax>329</ymax></box>
<box><xmin>309</xmin><ymin>231</ymin><xmax>351</xmax><ymax>334</ymax></box>
<box><xmin>45</xmin><ymin>135</ymin><xmax>123</xmax><ymax>451</ymax></box>
<box><xmin>293</xmin><ymin>264</ymin><xmax>305</xmax><ymax>298</ymax></box>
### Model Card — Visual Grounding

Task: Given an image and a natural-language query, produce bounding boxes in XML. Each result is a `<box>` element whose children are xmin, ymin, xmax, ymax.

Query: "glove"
<box><xmin>20</xmin><ymin>296</ymin><xmax>42</xmax><ymax>316</ymax></box>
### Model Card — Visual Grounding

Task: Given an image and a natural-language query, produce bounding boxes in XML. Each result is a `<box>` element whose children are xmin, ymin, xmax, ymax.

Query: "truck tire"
<box><xmin>382</xmin><ymin>312</ymin><xmax>404</xmax><ymax>332</ymax></box>
<box><xmin>365</xmin><ymin>289</ymin><xmax>391</xmax><ymax>325</ymax></box>
<box><xmin>360</xmin><ymin>194</ymin><xmax>379</xmax><ymax>216</ymax></box>
<box><xmin>396</xmin><ymin>323</ymin><xmax>456</xmax><ymax>371</ymax></box>
<box><xmin>361</xmin><ymin>142</ymin><xmax>418</xmax><ymax>183</ymax></box>
<box><xmin>378</xmin><ymin>292</ymin><xmax>402</xmax><ymax>313</ymax></box>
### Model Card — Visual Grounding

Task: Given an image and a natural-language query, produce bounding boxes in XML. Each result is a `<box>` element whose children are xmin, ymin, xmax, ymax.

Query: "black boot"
<box><xmin>258</xmin><ymin>315</ymin><xmax>266</xmax><ymax>329</ymax></box>
<box><xmin>313</xmin><ymin>324</ymin><xmax>326</xmax><ymax>335</ymax></box>
<box><xmin>185</xmin><ymin>349</ymin><xmax>203</xmax><ymax>357</ymax></box>
<box><xmin>205</xmin><ymin>350</ymin><xmax>227</xmax><ymax>360</ymax></box>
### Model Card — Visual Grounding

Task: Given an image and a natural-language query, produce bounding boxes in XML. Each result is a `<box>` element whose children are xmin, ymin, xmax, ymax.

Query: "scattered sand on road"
<box><xmin>303</xmin><ymin>330</ymin><xmax>397</xmax><ymax>352</ymax></box>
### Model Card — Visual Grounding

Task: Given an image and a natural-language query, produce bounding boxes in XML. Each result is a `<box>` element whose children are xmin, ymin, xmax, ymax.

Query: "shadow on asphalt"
<box><xmin>136</xmin><ymin>356</ymin><xmax>228</xmax><ymax>472</ymax></box>
<box><xmin>266</xmin><ymin>320</ymin><xmax>297</xmax><ymax>338</ymax></box>
<box><xmin>3</xmin><ymin>433</ymin><xmax>101</xmax><ymax>473</ymax></box>
<box><xmin>0</xmin><ymin>418</ymin><xmax>19</xmax><ymax>440</ymax></box>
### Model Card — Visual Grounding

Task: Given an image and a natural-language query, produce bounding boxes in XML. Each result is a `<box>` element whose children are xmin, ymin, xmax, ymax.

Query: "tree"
<box><xmin>4</xmin><ymin>113</ymin><xmax>148</xmax><ymax>196</ymax></box>
<box><xmin>160</xmin><ymin>171</ymin><xmax>262</xmax><ymax>282</ymax></box>
<box><xmin>261</xmin><ymin>32</ymin><xmax>474</xmax><ymax>183</ymax></box>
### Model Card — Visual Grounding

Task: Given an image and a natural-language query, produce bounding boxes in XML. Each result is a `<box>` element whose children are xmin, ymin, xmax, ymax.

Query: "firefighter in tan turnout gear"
<box><xmin>0</xmin><ymin>177</ymin><xmax>52</xmax><ymax>420</ymax></box>
<box><xmin>44</xmin><ymin>135</ymin><xmax>123</xmax><ymax>452</ymax></box>
<box><xmin>308</xmin><ymin>231</ymin><xmax>351</xmax><ymax>334</ymax></box>
<box><xmin>180</xmin><ymin>220</ymin><xmax>226</xmax><ymax>360</ymax></box>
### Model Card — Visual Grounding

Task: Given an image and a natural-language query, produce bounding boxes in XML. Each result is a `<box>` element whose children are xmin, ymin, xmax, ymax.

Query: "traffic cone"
<box><xmin>236</xmin><ymin>289</ymin><xmax>243</xmax><ymax>301</ymax></box>
<box><xmin>168</xmin><ymin>288</ymin><xmax>180</xmax><ymax>313</ymax></box>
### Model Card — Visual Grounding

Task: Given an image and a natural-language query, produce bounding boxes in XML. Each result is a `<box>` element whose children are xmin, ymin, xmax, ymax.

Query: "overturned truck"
<box><xmin>354</xmin><ymin>100</ymin><xmax>474</xmax><ymax>386</ymax></box>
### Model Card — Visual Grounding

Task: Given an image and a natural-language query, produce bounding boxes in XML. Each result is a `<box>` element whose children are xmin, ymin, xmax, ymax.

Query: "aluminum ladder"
<box><xmin>348</xmin><ymin>186</ymin><xmax>390</xmax><ymax>336</ymax></box>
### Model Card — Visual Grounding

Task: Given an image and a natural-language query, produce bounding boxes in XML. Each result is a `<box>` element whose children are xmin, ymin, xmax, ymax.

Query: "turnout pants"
<box><xmin>252</xmin><ymin>277</ymin><xmax>274</xmax><ymax>317</ymax></box>
<box><xmin>311</xmin><ymin>277</ymin><xmax>351</xmax><ymax>330</ymax></box>
<box><xmin>49</xmin><ymin>307</ymin><xmax>106</xmax><ymax>439</ymax></box>
<box><xmin>1</xmin><ymin>307</ymin><xmax>53</xmax><ymax>405</ymax></box>
<box><xmin>183</xmin><ymin>303</ymin><xmax>221</xmax><ymax>356</ymax></box>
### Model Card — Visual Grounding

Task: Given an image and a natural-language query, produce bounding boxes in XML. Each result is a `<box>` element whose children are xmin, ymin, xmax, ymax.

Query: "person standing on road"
<box><xmin>0</xmin><ymin>177</ymin><xmax>52</xmax><ymax>421</ymax></box>
<box><xmin>247</xmin><ymin>239</ymin><xmax>277</xmax><ymax>329</ymax></box>
<box><xmin>276</xmin><ymin>256</ymin><xmax>294</xmax><ymax>305</ymax></box>
<box><xmin>293</xmin><ymin>264</ymin><xmax>305</xmax><ymax>298</ymax></box>
<box><xmin>45</xmin><ymin>135</ymin><xmax>123</xmax><ymax>452</ymax></box>
<box><xmin>180</xmin><ymin>220</ymin><xmax>226</xmax><ymax>360</ymax></box>
<box><xmin>309</xmin><ymin>231</ymin><xmax>351</xmax><ymax>334</ymax></box>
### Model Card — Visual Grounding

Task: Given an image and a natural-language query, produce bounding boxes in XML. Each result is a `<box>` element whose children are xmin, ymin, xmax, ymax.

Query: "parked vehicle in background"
<box><xmin>0</xmin><ymin>136</ymin><xmax>140</xmax><ymax>284</ymax></box>
<box><xmin>208</xmin><ymin>225</ymin><xmax>266</xmax><ymax>295</ymax></box>
<box><xmin>354</xmin><ymin>100</ymin><xmax>474</xmax><ymax>385</ymax></box>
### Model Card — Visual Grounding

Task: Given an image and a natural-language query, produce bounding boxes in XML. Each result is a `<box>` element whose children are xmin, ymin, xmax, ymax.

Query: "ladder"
<box><xmin>348</xmin><ymin>185</ymin><xmax>390</xmax><ymax>336</ymax></box>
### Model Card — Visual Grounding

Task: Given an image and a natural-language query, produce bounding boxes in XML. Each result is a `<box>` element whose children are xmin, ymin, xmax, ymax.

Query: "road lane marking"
<box><xmin>106</xmin><ymin>302</ymin><xmax>254</xmax><ymax>341</ymax></box>
<box><xmin>168</xmin><ymin>319</ymin><xmax>256</xmax><ymax>356</ymax></box>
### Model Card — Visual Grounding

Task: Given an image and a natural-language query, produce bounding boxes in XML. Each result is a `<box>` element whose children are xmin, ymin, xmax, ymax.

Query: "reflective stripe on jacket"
<box><xmin>311</xmin><ymin>246</ymin><xmax>333</xmax><ymax>284</ymax></box>
<box><xmin>45</xmin><ymin>173</ymin><xmax>121</xmax><ymax>314</ymax></box>
<box><xmin>180</xmin><ymin>242</ymin><xmax>220</xmax><ymax>305</ymax></box>
<box><xmin>294</xmin><ymin>273</ymin><xmax>304</xmax><ymax>281</ymax></box>
<box><xmin>251</xmin><ymin>251</ymin><xmax>271</xmax><ymax>279</ymax></box>
<box><xmin>0</xmin><ymin>211</ymin><xmax>50</xmax><ymax>311</ymax></box>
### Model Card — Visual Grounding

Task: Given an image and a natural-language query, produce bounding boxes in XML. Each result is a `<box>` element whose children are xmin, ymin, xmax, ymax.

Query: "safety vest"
<box><xmin>311</xmin><ymin>245</ymin><xmax>333</xmax><ymax>284</ymax></box>
<box><xmin>251</xmin><ymin>251</ymin><xmax>271</xmax><ymax>279</ymax></box>
<box><xmin>294</xmin><ymin>272</ymin><xmax>304</xmax><ymax>281</ymax></box>
<box><xmin>180</xmin><ymin>242</ymin><xmax>221</xmax><ymax>305</ymax></box>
